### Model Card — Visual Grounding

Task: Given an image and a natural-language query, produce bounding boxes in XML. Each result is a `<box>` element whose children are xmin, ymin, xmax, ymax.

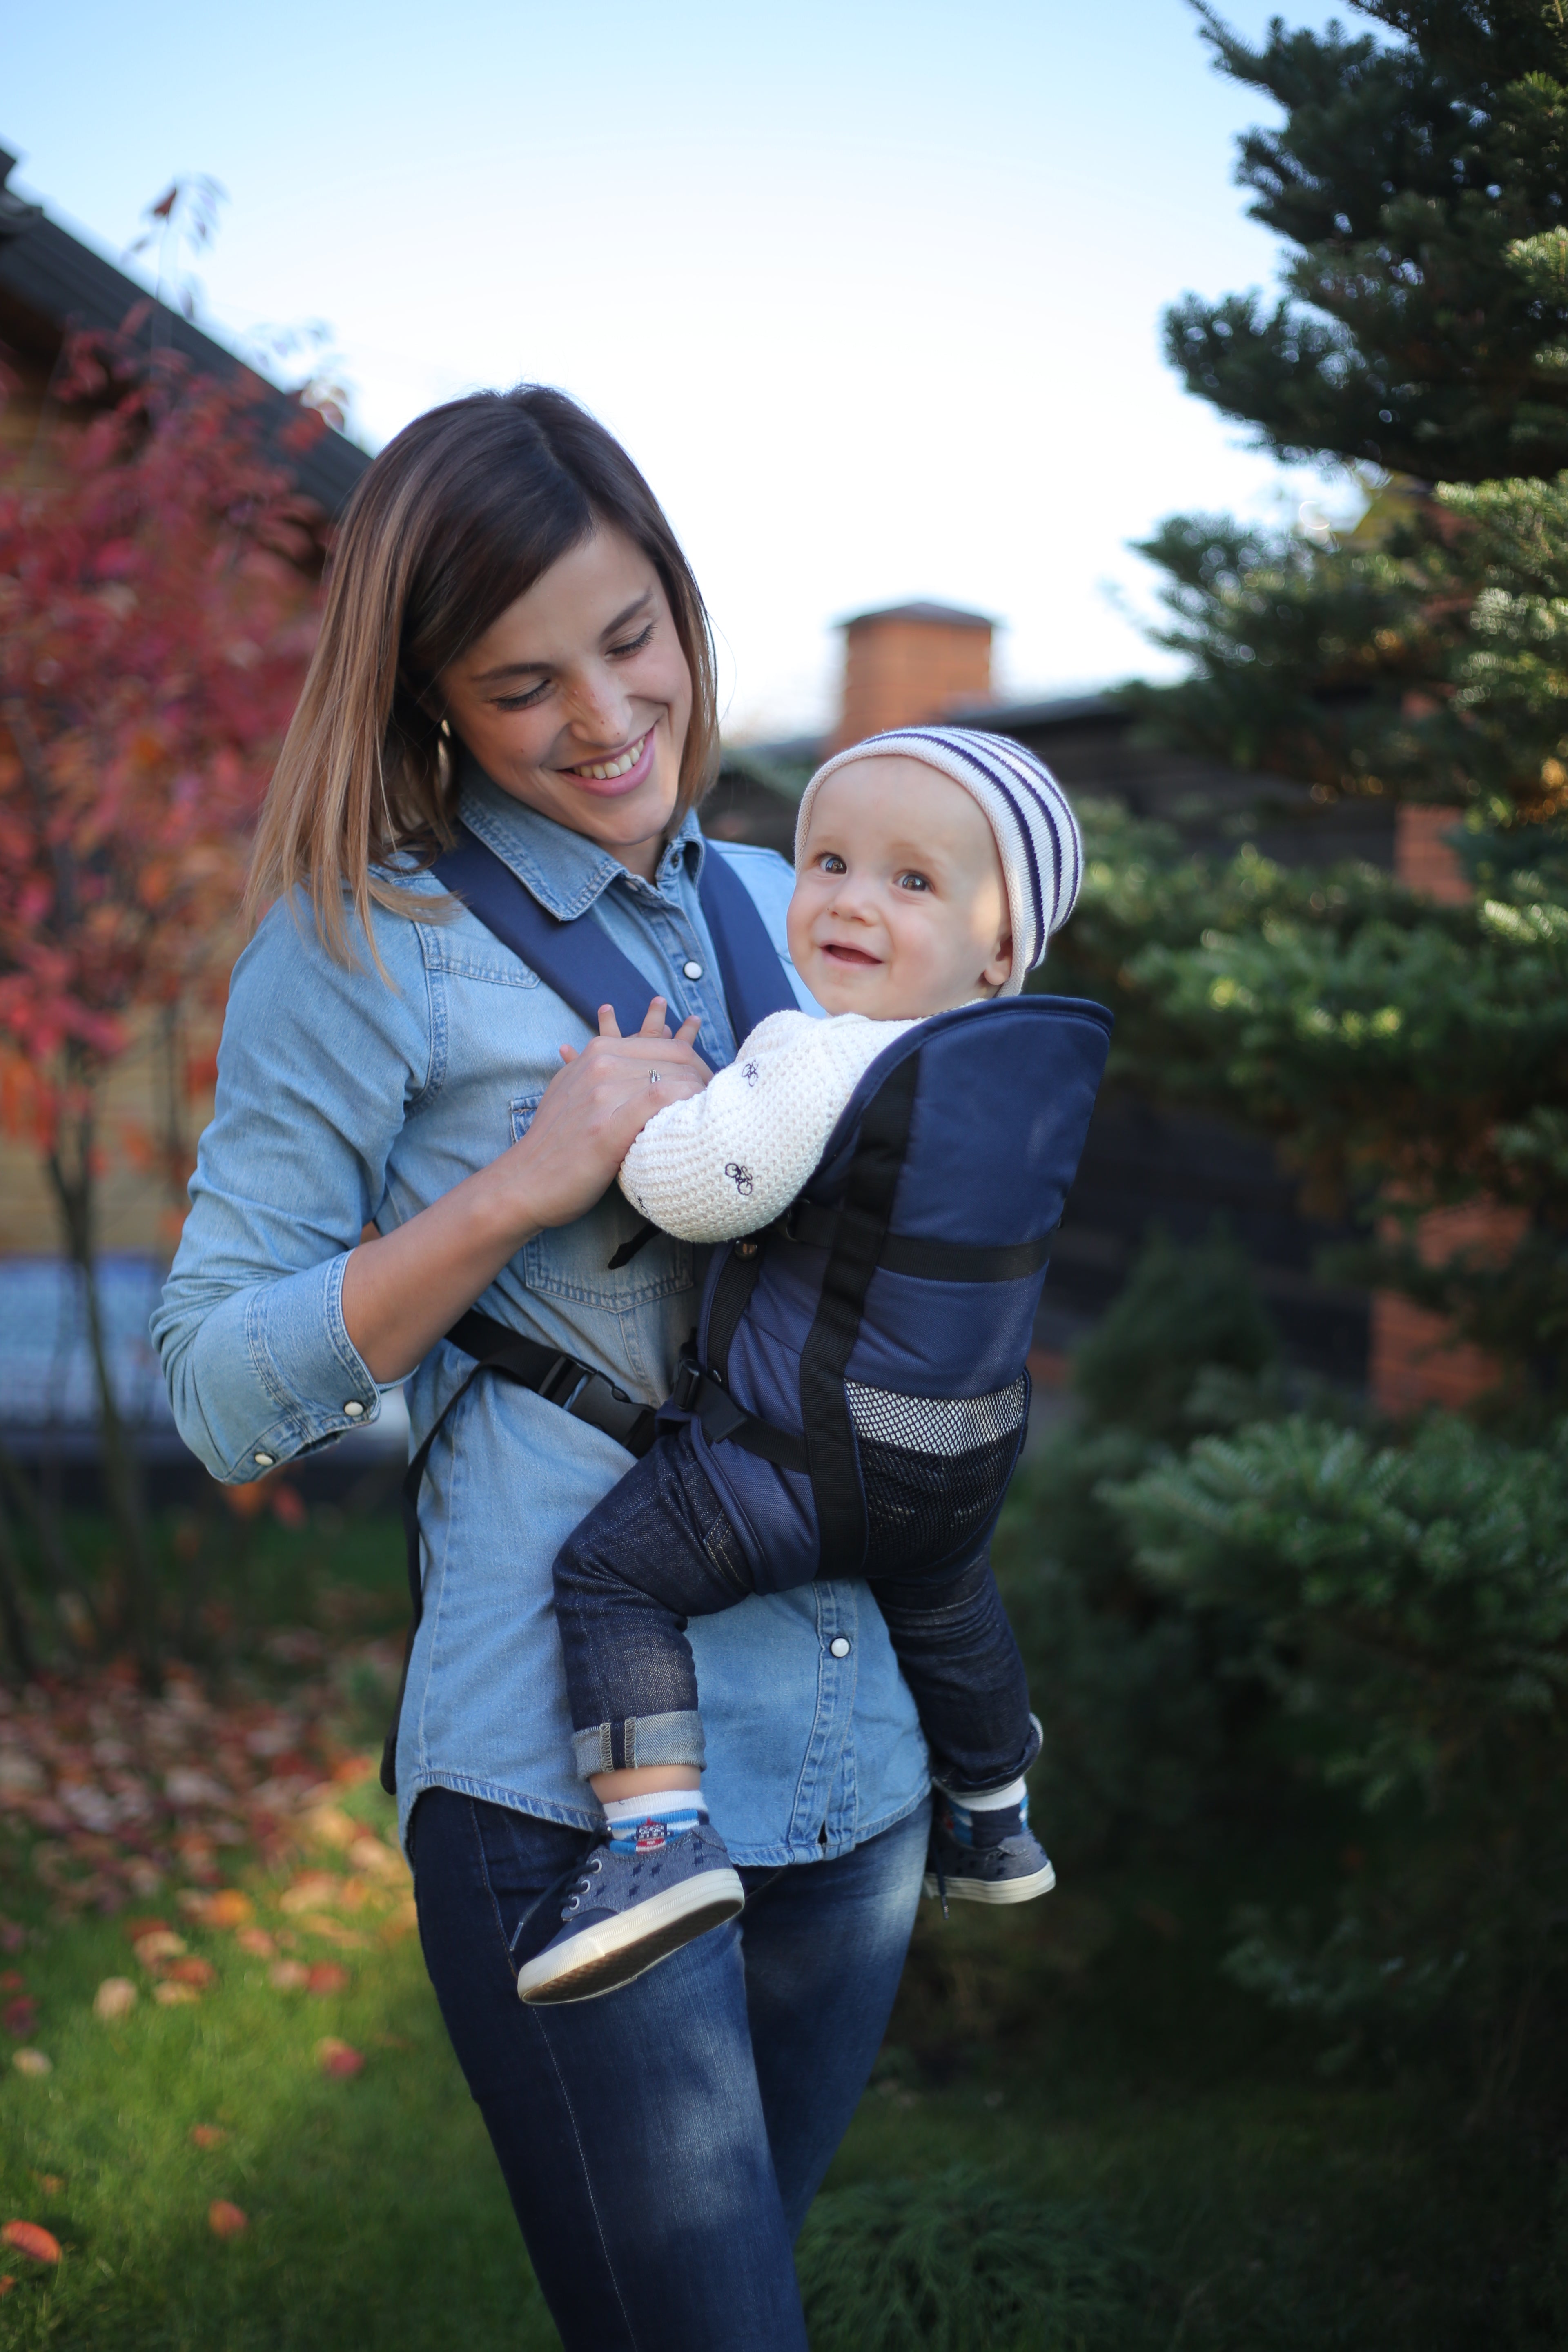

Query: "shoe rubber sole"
<box><xmin>922</xmin><ymin>1859</ymin><xmax>1057</xmax><ymax>1905</ymax></box>
<box><xmin>516</xmin><ymin>1869</ymin><xmax>746</xmax><ymax>2006</ymax></box>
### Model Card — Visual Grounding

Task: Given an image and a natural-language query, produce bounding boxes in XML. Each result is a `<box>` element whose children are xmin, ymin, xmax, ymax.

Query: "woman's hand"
<box><xmin>505</xmin><ymin>996</ymin><xmax>708</xmax><ymax>1232</ymax></box>
<box><xmin>341</xmin><ymin>996</ymin><xmax>707</xmax><ymax>1384</ymax></box>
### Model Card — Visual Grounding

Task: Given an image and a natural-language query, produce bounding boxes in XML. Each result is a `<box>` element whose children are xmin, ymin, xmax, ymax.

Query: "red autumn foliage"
<box><xmin>306</xmin><ymin>1960</ymin><xmax>351</xmax><ymax>1996</ymax></box>
<box><xmin>207</xmin><ymin>2199</ymin><xmax>248</xmax><ymax>2240</ymax></box>
<box><xmin>0</xmin><ymin>331</ymin><xmax>322</xmax><ymax>1151</ymax></box>
<box><xmin>0</xmin><ymin>328</ymin><xmax>326</xmax><ymax>1672</ymax></box>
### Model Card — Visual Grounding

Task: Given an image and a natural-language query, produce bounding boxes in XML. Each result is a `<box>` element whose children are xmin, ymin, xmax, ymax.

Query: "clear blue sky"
<box><xmin>4</xmin><ymin>0</ymin><xmax>1361</xmax><ymax>734</ymax></box>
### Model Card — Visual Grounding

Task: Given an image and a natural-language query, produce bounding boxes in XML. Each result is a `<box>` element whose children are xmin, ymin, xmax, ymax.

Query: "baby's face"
<box><xmin>786</xmin><ymin>757</ymin><xmax>1012</xmax><ymax>1020</ymax></box>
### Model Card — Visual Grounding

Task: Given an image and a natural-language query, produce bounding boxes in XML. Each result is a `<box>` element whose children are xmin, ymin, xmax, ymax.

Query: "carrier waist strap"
<box><xmin>379</xmin><ymin>1313</ymin><xmax>659</xmax><ymax>1795</ymax></box>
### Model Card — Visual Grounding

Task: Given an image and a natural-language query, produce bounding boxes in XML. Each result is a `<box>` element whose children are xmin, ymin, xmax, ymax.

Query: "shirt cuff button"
<box><xmin>682</xmin><ymin>960</ymin><xmax>703</xmax><ymax>980</ymax></box>
<box><xmin>253</xmin><ymin>1452</ymin><xmax>275</xmax><ymax>1468</ymax></box>
<box><xmin>829</xmin><ymin>1636</ymin><xmax>851</xmax><ymax>1658</ymax></box>
<box><xmin>343</xmin><ymin>1400</ymin><xmax>365</xmax><ymax>1418</ymax></box>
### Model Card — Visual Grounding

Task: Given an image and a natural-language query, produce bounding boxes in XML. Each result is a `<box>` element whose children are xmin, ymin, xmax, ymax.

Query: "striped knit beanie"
<box><xmin>795</xmin><ymin>726</ymin><xmax>1082</xmax><ymax>996</ymax></box>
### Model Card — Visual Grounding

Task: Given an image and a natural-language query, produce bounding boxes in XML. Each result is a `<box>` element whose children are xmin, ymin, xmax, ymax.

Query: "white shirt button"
<box><xmin>682</xmin><ymin>960</ymin><xmax>703</xmax><ymax>981</ymax></box>
<box><xmin>253</xmin><ymin>1452</ymin><xmax>275</xmax><ymax>1468</ymax></box>
<box><xmin>829</xmin><ymin>1637</ymin><xmax>851</xmax><ymax>1659</ymax></box>
<box><xmin>343</xmin><ymin>1400</ymin><xmax>365</xmax><ymax>1419</ymax></box>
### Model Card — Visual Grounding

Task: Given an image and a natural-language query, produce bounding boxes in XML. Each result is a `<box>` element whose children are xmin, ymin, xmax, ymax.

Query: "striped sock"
<box><xmin>938</xmin><ymin>1775</ymin><xmax>1029</xmax><ymax>1851</ymax></box>
<box><xmin>601</xmin><ymin>1790</ymin><xmax>708</xmax><ymax>1856</ymax></box>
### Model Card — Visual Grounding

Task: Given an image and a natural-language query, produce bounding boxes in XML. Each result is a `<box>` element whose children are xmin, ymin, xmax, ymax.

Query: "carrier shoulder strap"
<box><xmin>431</xmin><ymin>827</ymin><xmax>797</xmax><ymax>1065</ymax></box>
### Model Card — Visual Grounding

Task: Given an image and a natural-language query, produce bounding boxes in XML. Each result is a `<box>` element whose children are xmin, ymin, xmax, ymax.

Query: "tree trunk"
<box><xmin>0</xmin><ymin>1432</ymin><xmax>98</xmax><ymax>1653</ymax></box>
<box><xmin>0</xmin><ymin>1487</ymin><xmax>37</xmax><ymax>1683</ymax></box>
<box><xmin>46</xmin><ymin>1081</ymin><xmax>161</xmax><ymax>1687</ymax></box>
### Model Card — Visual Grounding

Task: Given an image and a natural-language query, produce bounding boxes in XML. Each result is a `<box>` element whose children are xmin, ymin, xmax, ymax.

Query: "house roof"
<box><xmin>838</xmin><ymin>599</ymin><xmax>995</xmax><ymax>633</ymax></box>
<box><xmin>0</xmin><ymin>145</ymin><xmax>370</xmax><ymax>517</ymax></box>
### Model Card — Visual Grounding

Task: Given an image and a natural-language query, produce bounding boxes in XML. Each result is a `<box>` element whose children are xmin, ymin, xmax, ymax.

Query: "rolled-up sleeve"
<box><xmin>152</xmin><ymin>891</ymin><xmax>434</xmax><ymax>1482</ymax></box>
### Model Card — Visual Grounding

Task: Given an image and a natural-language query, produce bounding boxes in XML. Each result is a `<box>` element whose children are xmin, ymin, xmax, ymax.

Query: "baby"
<box><xmin>518</xmin><ymin>728</ymin><xmax>1082</xmax><ymax>2006</ymax></box>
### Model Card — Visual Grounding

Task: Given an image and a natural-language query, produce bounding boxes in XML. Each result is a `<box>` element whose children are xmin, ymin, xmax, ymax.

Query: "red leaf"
<box><xmin>315</xmin><ymin>2037</ymin><xmax>363</xmax><ymax>2077</ymax></box>
<box><xmin>306</xmin><ymin>1962</ymin><xmax>350</xmax><ymax>1997</ymax></box>
<box><xmin>0</xmin><ymin>2222</ymin><xmax>60</xmax><ymax>2265</ymax></box>
<box><xmin>207</xmin><ymin>2200</ymin><xmax>248</xmax><ymax>2240</ymax></box>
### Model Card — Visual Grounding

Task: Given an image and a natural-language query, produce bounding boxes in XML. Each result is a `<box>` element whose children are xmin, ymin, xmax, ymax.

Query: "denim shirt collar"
<box><xmin>457</xmin><ymin>754</ymin><xmax>707</xmax><ymax>922</ymax></box>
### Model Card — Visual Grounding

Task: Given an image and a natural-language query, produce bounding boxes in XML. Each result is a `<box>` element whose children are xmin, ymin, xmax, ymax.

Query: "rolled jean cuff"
<box><xmin>570</xmin><ymin>1709</ymin><xmax>707</xmax><ymax>1780</ymax></box>
<box><xmin>932</xmin><ymin>1711</ymin><xmax>1043</xmax><ymax>1799</ymax></box>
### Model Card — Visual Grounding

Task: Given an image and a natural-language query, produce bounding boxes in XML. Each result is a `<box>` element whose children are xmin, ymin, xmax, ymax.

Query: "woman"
<box><xmin>154</xmin><ymin>386</ymin><xmax>929</xmax><ymax>2350</ymax></box>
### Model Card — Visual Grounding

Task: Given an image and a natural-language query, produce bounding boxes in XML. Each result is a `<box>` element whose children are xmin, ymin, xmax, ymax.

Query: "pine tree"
<box><xmin>1168</xmin><ymin>1</ymin><xmax>1568</xmax><ymax>480</ymax></box>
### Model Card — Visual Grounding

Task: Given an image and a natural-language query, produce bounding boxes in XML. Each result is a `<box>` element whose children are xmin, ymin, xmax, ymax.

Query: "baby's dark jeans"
<box><xmin>552</xmin><ymin>1422</ymin><xmax>1038</xmax><ymax>1795</ymax></box>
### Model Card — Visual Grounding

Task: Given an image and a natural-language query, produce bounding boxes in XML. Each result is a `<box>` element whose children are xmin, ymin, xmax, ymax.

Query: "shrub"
<box><xmin>795</xmin><ymin>2166</ymin><xmax>1152</xmax><ymax>2352</ymax></box>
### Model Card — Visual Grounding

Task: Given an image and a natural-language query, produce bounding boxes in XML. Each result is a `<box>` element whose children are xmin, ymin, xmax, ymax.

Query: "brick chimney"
<box><xmin>831</xmin><ymin>601</ymin><xmax>994</xmax><ymax>752</ymax></box>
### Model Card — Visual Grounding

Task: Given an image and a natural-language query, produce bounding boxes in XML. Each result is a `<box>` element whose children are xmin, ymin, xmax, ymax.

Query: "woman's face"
<box><xmin>439</xmin><ymin>525</ymin><xmax>694</xmax><ymax>878</ymax></box>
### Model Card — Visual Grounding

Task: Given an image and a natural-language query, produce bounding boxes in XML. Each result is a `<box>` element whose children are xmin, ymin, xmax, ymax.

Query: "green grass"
<box><xmin>1</xmin><ymin>1508</ymin><xmax>1561</xmax><ymax>2348</ymax></box>
<box><xmin>2</xmin><ymin>1855</ymin><xmax>1559</xmax><ymax>2350</ymax></box>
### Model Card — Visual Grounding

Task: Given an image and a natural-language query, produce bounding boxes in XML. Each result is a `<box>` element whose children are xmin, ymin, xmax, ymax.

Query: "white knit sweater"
<box><xmin>617</xmin><ymin>1010</ymin><xmax>921</xmax><ymax>1243</ymax></box>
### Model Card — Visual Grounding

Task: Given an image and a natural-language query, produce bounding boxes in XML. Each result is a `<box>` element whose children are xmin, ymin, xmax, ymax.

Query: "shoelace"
<box><xmin>560</xmin><ymin>1851</ymin><xmax>606</xmax><ymax>1921</ymax></box>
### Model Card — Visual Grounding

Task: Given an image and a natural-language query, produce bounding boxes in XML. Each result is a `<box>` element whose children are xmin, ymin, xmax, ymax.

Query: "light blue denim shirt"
<box><xmin>153</xmin><ymin>769</ymin><xmax>927</xmax><ymax>1860</ymax></box>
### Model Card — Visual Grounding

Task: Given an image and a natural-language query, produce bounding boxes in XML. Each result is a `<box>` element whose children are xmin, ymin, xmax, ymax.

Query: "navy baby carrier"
<box><xmin>379</xmin><ymin>823</ymin><xmax>1111</xmax><ymax>1786</ymax></box>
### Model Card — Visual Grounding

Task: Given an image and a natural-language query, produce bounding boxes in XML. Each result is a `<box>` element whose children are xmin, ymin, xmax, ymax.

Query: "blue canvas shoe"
<box><xmin>516</xmin><ymin>1822</ymin><xmax>745</xmax><ymax>2006</ymax></box>
<box><xmin>922</xmin><ymin>1804</ymin><xmax>1056</xmax><ymax>1907</ymax></box>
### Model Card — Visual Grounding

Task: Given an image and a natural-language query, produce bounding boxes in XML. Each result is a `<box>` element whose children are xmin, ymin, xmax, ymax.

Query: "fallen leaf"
<box><xmin>315</xmin><ymin>2037</ymin><xmax>364</xmax><ymax>2077</ymax></box>
<box><xmin>297</xmin><ymin>1914</ymin><xmax>368</xmax><ymax>1948</ymax></box>
<box><xmin>165</xmin><ymin>1768</ymin><xmax>231</xmax><ymax>1809</ymax></box>
<box><xmin>0</xmin><ymin>1971</ymin><xmax>24</xmax><ymax>1991</ymax></box>
<box><xmin>0</xmin><ymin>2221</ymin><xmax>60</xmax><ymax>2264</ymax></box>
<box><xmin>303</xmin><ymin>1805</ymin><xmax>357</xmax><ymax>1849</ymax></box>
<box><xmin>153</xmin><ymin>1982</ymin><xmax>199</xmax><ymax>2007</ymax></box>
<box><xmin>122</xmin><ymin>1916</ymin><xmax>172</xmax><ymax>1944</ymax></box>
<box><xmin>203</xmin><ymin>1890</ymin><xmax>254</xmax><ymax>1929</ymax></box>
<box><xmin>268</xmin><ymin>1960</ymin><xmax>309</xmax><ymax>1991</ymax></box>
<box><xmin>94</xmin><ymin>1978</ymin><xmax>138</xmax><ymax>2021</ymax></box>
<box><xmin>207</xmin><ymin>2200</ymin><xmax>248</xmax><ymax>2240</ymax></box>
<box><xmin>278</xmin><ymin>1872</ymin><xmax>341</xmax><ymax>1914</ymax></box>
<box><xmin>0</xmin><ymin>2275</ymin><xmax>14</xmax><ymax>2296</ymax></box>
<box><xmin>31</xmin><ymin>2176</ymin><xmax>64</xmax><ymax>2196</ymax></box>
<box><xmin>235</xmin><ymin>1927</ymin><xmax>276</xmax><ymax>1958</ymax></box>
<box><xmin>306</xmin><ymin>1962</ymin><xmax>350</xmax><ymax>1996</ymax></box>
<box><xmin>381</xmin><ymin>1898</ymin><xmax>419</xmax><ymax>1941</ymax></box>
<box><xmin>12</xmin><ymin>2050</ymin><xmax>51</xmax><ymax>2076</ymax></box>
<box><xmin>346</xmin><ymin>1835</ymin><xmax>403</xmax><ymax>1878</ymax></box>
<box><xmin>165</xmin><ymin>1957</ymin><xmax>217</xmax><ymax>1990</ymax></box>
<box><xmin>132</xmin><ymin>1931</ymin><xmax>187</xmax><ymax>1967</ymax></box>
<box><xmin>2</xmin><ymin>1997</ymin><xmax>38</xmax><ymax>2038</ymax></box>
<box><xmin>189</xmin><ymin>2125</ymin><xmax>228</xmax><ymax>2149</ymax></box>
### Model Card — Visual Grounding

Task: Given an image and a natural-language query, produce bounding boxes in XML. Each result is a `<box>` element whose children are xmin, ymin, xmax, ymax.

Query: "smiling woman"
<box><xmin>156</xmin><ymin>384</ymin><xmax>932</xmax><ymax>2352</ymax></box>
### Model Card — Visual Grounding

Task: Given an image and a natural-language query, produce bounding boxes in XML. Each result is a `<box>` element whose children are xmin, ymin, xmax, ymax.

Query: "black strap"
<box><xmin>379</xmin><ymin>1313</ymin><xmax>659</xmax><ymax>1795</ymax></box>
<box><xmin>797</xmin><ymin>1054</ymin><xmax>921</xmax><ymax>1575</ymax></box>
<box><xmin>666</xmin><ymin>1349</ymin><xmax>810</xmax><ymax>1474</ymax></box>
<box><xmin>780</xmin><ymin>1202</ymin><xmax>1054</xmax><ymax>1284</ymax></box>
<box><xmin>432</xmin><ymin>827</ymin><xmax>725</xmax><ymax>1071</ymax></box>
<box><xmin>432</xmin><ymin>825</ymin><xmax>797</xmax><ymax>1071</ymax></box>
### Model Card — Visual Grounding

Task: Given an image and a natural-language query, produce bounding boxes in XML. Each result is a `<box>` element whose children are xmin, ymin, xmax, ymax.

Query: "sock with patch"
<box><xmin>601</xmin><ymin>1788</ymin><xmax>708</xmax><ymax>1856</ymax></box>
<box><xmin>936</xmin><ymin>1774</ymin><xmax>1029</xmax><ymax>1851</ymax></box>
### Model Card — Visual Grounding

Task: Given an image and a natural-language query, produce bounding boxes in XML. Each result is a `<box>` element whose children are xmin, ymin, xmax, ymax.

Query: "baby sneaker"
<box><xmin>923</xmin><ymin>1780</ymin><xmax>1056</xmax><ymax>1908</ymax></box>
<box><xmin>516</xmin><ymin>1817</ymin><xmax>744</xmax><ymax>2006</ymax></box>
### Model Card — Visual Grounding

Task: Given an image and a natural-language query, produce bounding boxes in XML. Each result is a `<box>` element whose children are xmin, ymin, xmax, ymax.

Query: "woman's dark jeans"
<box><xmin>553</xmin><ymin>1424</ymin><xmax>1038</xmax><ymax>1795</ymax></box>
<box><xmin>411</xmin><ymin>1785</ymin><xmax>930</xmax><ymax>2351</ymax></box>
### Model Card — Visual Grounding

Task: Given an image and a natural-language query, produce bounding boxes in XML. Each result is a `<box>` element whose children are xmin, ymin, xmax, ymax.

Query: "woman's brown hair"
<box><xmin>245</xmin><ymin>385</ymin><xmax>721</xmax><ymax>964</ymax></box>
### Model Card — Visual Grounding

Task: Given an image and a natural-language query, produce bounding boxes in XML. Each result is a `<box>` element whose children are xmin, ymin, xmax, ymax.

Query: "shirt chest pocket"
<box><xmin>509</xmin><ymin>1091</ymin><xmax>695</xmax><ymax>1309</ymax></box>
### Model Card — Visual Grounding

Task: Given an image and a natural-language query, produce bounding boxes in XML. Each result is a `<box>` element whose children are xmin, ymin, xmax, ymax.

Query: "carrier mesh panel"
<box><xmin>846</xmin><ymin>1375</ymin><xmax>1029</xmax><ymax>1575</ymax></box>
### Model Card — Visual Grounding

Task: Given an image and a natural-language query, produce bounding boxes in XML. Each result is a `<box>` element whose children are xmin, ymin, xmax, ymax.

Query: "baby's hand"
<box><xmin>559</xmin><ymin>997</ymin><xmax>705</xmax><ymax>1064</ymax></box>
